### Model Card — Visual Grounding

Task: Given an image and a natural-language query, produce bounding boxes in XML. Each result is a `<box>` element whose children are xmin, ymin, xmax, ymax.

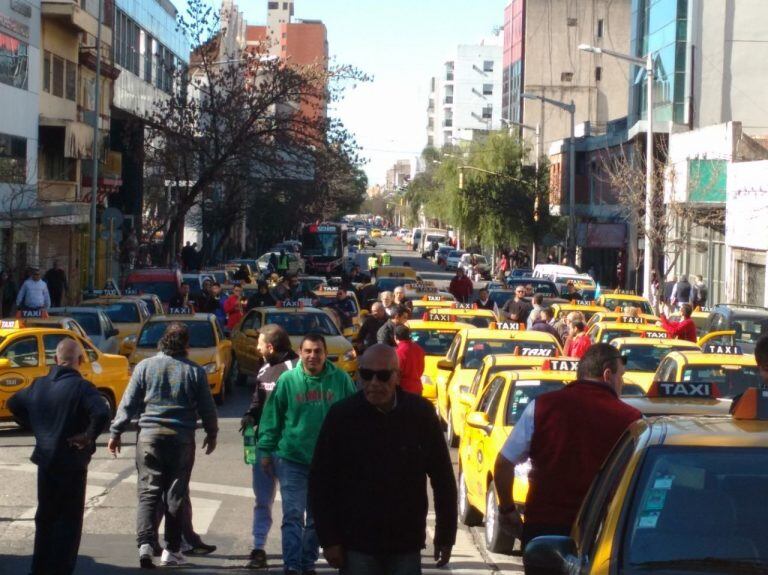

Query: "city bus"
<box><xmin>300</xmin><ymin>222</ymin><xmax>348</xmax><ymax>275</ymax></box>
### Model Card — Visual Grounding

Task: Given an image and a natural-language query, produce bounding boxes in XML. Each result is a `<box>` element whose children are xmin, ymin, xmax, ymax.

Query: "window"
<box><xmin>505</xmin><ymin>381</ymin><xmax>565</xmax><ymax>425</ymax></box>
<box><xmin>595</xmin><ymin>66</ymin><xmax>602</xmax><ymax>82</ymax></box>
<box><xmin>482</xmin><ymin>83</ymin><xmax>493</xmax><ymax>95</ymax></box>
<box><xmin>567</xmin><ymin>17</ymin><xmax>577</xmax><ymax>26</ymax></box>
<box><xmin>43</xmin><ymin>51</ymin><xmax>50</xmax><ymax>92</ymax></box>
<box><xmin>561</xmin><ymin>72</ymin><xmax>573</xmax><ymax>82</ymax></box>
<box><xmin>482</xmin><ymin>105</ymin><xmax>493</xmax><ymax>119</ymax></box>
<box><xmin>477</xmin><ymin>376</ymin><xmax>505</xmax><ymax>414</ymax></box>
<box><xmin>597</xmin><ymin>18</ymin><xmax>604</xmax><ymax>38</ymax></box>
<box><xmin>282</xmin><ymin>2</ymin><xmax>288</xmax><ymax>9</ymax></box>
<box><xmin>52</xmin><ymin>55</ymin><xmax>64</xmax><ymax>97</ymax></box>
<box><xmin>144</xmin><ymin>33</ymin><xmax>152</xmax><ymax>83</ymax></box>
<box><xmin>43</xmin><ymin>334</ymin><xmax>70</xmax><ymax>365</ymax></box>
<box><xmin>65</xmin><ymin>60</ymin><xmax>76</xmax><ymax>100</ymax></box>
<box><xmin>268</xmin><ymin>1</ymin><xmax>278</xmax><ymax>8</ymax></box>
<box><xmin>483</xmin><ymin>60</ymin><xmax>494</xmax><ymax>73</ymax></box>
<box><xmin>1</xmin><ymin>337</ymin><xmax>39</xmax><ymax>367</ymax></box>
<box><xmin>0</xmin><ymin>32</ymin><xmax>28</xmax><ymax>90</ymax></box>
<box><xmin>81</xmin><ymin>75</ymin><xmax>95</xmax><ymax>110</ymax></box>
<box><xmin>0</xmin><ymin>133</ymin><xmax>26</xmax><ymax>183</ymax></box>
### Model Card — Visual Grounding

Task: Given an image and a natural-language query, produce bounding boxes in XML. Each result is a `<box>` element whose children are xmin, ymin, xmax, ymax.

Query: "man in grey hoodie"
<box><xmin>109</xmin><ymin>323</ymin><xmax>218</xmax><ymax>569</ymax></box>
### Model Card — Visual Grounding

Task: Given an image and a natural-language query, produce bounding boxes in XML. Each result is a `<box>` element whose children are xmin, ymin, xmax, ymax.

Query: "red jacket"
<box><xmin>527</xmin><ymin>381</ymin><xmax>641</xmax><ymax>526</ymax></box>
<box><xmin>660</xmin><ymin>315</ymin><xmax>697</xmax><ymax>343</ymax></box>
<box><xmin>449</xmin><ymin>275</ymin><xmax>473</xmax><ymax>302</ymax></box>
<box><xmin>564</xmin><ymin>333</ymin><xmax>592</xmax><ymax>358</ymax></box>
<box><xmin>396</xmin><ymin>340</ymin><xmax>426</xmax><ymax>395</ymax></box>
<box><xmin>223</xmin><ymin>294</ymin><xmax>243</xmax><ymax>330</ymax></box>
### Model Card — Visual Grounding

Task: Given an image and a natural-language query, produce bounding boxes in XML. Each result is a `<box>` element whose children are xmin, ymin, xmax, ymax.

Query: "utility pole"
<box><xmin>87</xmin><ymin>0</ymin><xmax>103</xmax><ymax>291</ymax></box>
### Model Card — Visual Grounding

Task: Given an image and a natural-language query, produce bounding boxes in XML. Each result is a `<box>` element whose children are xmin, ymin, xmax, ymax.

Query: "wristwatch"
<box><xmin>498</xmin><ymin>504</ymin><xmax>517</xmax><ymax>514</ymax></box>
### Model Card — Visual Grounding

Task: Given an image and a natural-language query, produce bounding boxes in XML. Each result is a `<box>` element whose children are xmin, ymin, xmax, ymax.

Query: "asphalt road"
<box><xmin>0</xmin><ymin>237</ymin><xmax>523</xmax><ymax>574</ymax></box>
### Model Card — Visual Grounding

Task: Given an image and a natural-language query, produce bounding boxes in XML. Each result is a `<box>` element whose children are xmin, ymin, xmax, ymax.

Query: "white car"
<box><xmin>256</xmin><ymin>251</ymin><xmax>305</xmax><ymax>275</ymax></box>
<box><xmin>446</xmin><ymin>250</ymin><xmax>466</xmax><ymax>271</ymax></box>
<box><xmin>459</xmin><ymin>253</ymin><xmax>491</xmax><ymax>280</ymax></box>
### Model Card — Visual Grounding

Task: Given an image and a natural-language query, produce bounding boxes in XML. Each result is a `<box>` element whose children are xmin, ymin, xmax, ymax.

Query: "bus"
<box><xmin>300</xmin><ymin>222</ymin><xmax>348</xmax><ymax>275</ymax></box>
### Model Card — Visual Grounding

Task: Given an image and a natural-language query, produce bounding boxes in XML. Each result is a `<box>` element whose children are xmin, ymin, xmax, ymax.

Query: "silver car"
<box><xmin>48</xmin><ymin>307</ymin><xmax>121</xmax><ymax>355</ymax></box>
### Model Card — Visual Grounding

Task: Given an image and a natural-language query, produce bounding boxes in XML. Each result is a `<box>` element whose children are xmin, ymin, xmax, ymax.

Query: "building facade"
<box><xmin>0</xmin><ymin>0</ymin><xmax>40</xmax><ymax>275</ymax></box>
<box><xmin>502</xmin><ymin>0</ymin><xmax>632</xmax><ymax>157</ymax></box>
<box><xmin>427</xmin><ymin>40</ymin><xmax>503</xmax><ymax>149</ymax></box>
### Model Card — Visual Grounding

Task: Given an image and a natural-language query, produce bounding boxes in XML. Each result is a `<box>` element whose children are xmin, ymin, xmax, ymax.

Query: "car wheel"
<box><xmin>459</xmin><ymin>470</ymin><xmax>484</xmax><ymax>526</ymax></box>
<box><xmin>98</xmin><ymin>390</ymin><xmax>116</xmax><ymax>418</ymax></box>
<box><xmin>445</xmin><ymin>407</ymin><xmax>459</xmax><ymax>448</ymax></box>
<box><xmin>485</xmin><ymin>483</ymin><xmax>517</xmax><ymax>554</ymax></box>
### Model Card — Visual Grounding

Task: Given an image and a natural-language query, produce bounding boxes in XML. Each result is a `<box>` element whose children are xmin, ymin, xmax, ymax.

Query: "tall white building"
<box><xmin>427</xmin><ymin>40</ymin><xmax>503</xmax><ymax>149</ymax></box>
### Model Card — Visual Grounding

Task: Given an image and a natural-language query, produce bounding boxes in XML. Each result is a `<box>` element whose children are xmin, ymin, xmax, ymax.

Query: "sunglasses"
<box><xmin>359</xmin><ymin>368</ymin><xmax>395</xmax><ymax>382</ymax></box>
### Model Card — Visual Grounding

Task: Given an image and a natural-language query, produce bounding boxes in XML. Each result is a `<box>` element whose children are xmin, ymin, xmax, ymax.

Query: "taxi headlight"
<box><xmin>203</xmin><ymin>362</ymin><xmax>219</xmax><ymax>375</ymax></box>
<box><xmin>343</xmin><ymin>349</ymin><xmax>356</xmax><ymax>362</ymax></box>
<box><xmin>515</xmin><ymin>459</ymin><xmax>532</xmax><ymax>480</ymax></box>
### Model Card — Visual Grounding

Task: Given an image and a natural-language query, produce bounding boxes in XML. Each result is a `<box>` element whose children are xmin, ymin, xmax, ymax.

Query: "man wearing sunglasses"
<box><xmin>309</xmin><ymin>344</ymin><xmax>457</xmax><ymax>575</ymax></box>
<box><xmin>493</xmin><ymin>344</ymin><xmax>641</xmax><ymax>550</ymax></box>
<box><xmin>501</xmin><ymin>286</ymin><xmax>533</xmax><ymax>325</ymax></box>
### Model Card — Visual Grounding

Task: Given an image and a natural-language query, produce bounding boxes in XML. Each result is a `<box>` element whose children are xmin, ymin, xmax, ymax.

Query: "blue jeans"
<box><xmin>275</xmin><ymin>457</ymin><xmax>318</xmax><ymax>572</ymax></box>
<box><xmin>251</xmin><ymin>452</ymin><xmax>277</xmax><ymax>549</ymax></box>
<box><xmin>340</xmin><ymin>550</ymin><xmax>422</xmax><ymax>575</ymax></box>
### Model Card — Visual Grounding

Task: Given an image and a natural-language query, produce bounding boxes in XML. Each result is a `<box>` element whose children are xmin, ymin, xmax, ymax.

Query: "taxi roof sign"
<box><xmin>490</xmin><ymin>321</ymin><xmax>525</xmax><ymax>331</ymax></box>
<box><xmin>423</xmin><ymin>311</ymin><xmax>456</xmax><ymax>323</ymax></box>
<box><xmin>517</xmin><ymin>346</ymin><xmax>554</xmax><ymax>357</ymax></box>
<box><xmin>704</xmin><ymin>343</ymin><xmax>743</xmax><ymax>355</ymax></box>
<box><xmin>610</xmin><ymin>289</ymin><xmax>636</xmax><ymax>295</ymax></box>
<box><xmin>0</xmin><ymin>319</ymin><xmax>20</xmax><ymax>329</ymax></box>
<box><xmin>453</xmin><ymin>302</ymin><xmax>477</xmax><ymax>310</ymax></box>
<box><xmin>544</xmin><ymin>359</ymin><xmax>579</xmax><ymax>371</ymax></box>
<box><xmin>404</xmin><ymin>283</ymin><xmax>437</xmax><ymax>292</ymax></box>
<box><xmin>423</xmin><ymin>295</ymin><xmax>445</xmax><ymax>302</ymax></box>
<box><xmin>619</xmin><ymin>315</ymin><xmax>644</xmax><ymax>324</ymax></box>
<box><xmin>18</xmin><ymin>309</ymin><xmax>46</xmax><ymax>319</ymax></box>
<box><xmin>573</xmin><ymin>300</ymin><xmax>596</xmax><ymax>306</ymax></box>
<box><xmin>168</xmin><ymin>307</ymin><xmax>194</xmax><ymax>315</ymax></box>
<box><xmin>647</xmin><ymin>380</ymin><xmax>720</xmax><ymax>399</ymax></box>
<box><xmin>642</xmin><ymin>331</ymin><xmax>669</xmax><ymax>339</ymax></box>
<box><xmin>277</xmin><ymin>300</ymin><xmax>305</xmax><ymax>309</ymax></box>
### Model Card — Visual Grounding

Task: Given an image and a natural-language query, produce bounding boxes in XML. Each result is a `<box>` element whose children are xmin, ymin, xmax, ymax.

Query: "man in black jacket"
<box><xmin>8</xmin><ymin>338</ymin><xmax>110</xmax><ymax>575</ymax></box>
<box><xmin>353</xmin><ymin>302</ymin><xmax>387</xmax><ymax>353</ymax></box>
<box><xmin>309</xmin><ymin>344</ymin><xmax>457</xmax><ymax>574</ymax></box>
<box><xmin>240</xmin><ymin>324</ymin><xmax>299</xmax><ymax>569</ymax></box>
<box><xmin>376</xmin><ymin>304</ymin><xmax>410</xmax><ymax>347</ymax></box>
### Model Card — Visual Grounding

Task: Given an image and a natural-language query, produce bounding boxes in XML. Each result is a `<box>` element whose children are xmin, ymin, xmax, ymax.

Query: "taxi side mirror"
<box><xmin>523</xmin><ymin>536</ymin><xmax>577</xmax><ymax>575</ymax></box>
<box><xmin>465</xmin><ymin>411</ymin><xmax>491</xmax><ymax>432</ymax></box>
<box><xmin>459</xmin><ymin>391</ymin><xmax>474</xmax><ymax>407</ymax></box>
<box><xmin>0</xmin><ymin>358</ymin><xmax>9</xmax><ymax>369</ymax></box>
<box><xmin>437</xmin><ymin>358</ymin><xmax>455</xmax><ymax>371</ymax></box>
<box><xmin>244</xmin><ymin>329</ymin><xmax>259</xmax><ymax>339</ymax></box>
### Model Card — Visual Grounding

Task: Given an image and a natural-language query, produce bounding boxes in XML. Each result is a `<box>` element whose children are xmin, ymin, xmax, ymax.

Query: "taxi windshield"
<box><xmin>681</xmin><ymin>365</ymin><xmax>761</xmax><ymax>398</ymax></box>
<box><xmin>461</xmin><ymin>340</ymin><xmax>558</xmax><ymax>369</ymax></box>
<box><xmin>619</xmin><ymin>345</ymin><xmax>694</xmax><ymax>372</ymax></box>
<box><xmin>731</xmin><ymin>316</ymin><xmax>768</xmax><ymax>345</ymax></box>
<box><xmin>138</xmin><ymin>321</ymin><xmax>216</xmax><ymax>348</ymax></box>
<box><xmin>375</xmin><ymin>277</ymin><xmax>414</xmax><ymax>291</ymax></box>
<box><xmin>461</xmin><ymin>315</ymin><xmax>493</xmax><ymax>328</ymax></box>
<box><xmin>100</xmin><ymin>303</ymin><xmax>139</xmax><ymax>324</ymax></box>
<box><xmin>67</xmin><ymin>313</ymin><xmax>100</xmax><ymax>336</ymax></box>
<box><xmin>556</xmin><ymin>308</ymin><xmax>600</xmax><ymax>322</ymax></box>
<box><xmin>263</xmin><ymin>312</ymin><xmax>339</xmax><ymax>336</ymax></box>
<box><xmin>410</xmin><ymin>329</ymin><xmax>458</xmax><ymax>355</ymax></box>
<box><xmin>505</xmin><ymin>381</ymin><xmax>565</xmax><ymax>425</ymax></box>
<box><xmin>313</xmin><ymin>294</ymin><xmax>359</xmax><ymax>314</ymax></box>
<box><xmin>623</xmin><ymin>446</ymin><xmax>768</xmax><ymax>571</ymax></box>
<box><xmin>600</xmin><ymin>298</ymin><xmax>654</xmax><ymax>315</ymax></box>
<box><xmin>598</xmin><ymin>329</ymin><xmax>646</xmax><ymax>343</ymax></box>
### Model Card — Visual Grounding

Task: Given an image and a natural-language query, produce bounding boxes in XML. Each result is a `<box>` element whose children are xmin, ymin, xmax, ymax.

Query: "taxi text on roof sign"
<box><xmin>620</xmin><ymin>316</ymin><xmax>644</xmax><ymax>324</ymax></box>
<box><xmin>453</xmin><ymin>302</ymin><xmax>477</xmax><ymax>310</ymax></box>
<box><xmin>704</xmin><ymin>343</ymin><xmax>743</xmax><ymax>355</ymax></box>
<box><xmin>643</xmin><ymin>331</ymin><xmax>668</xmax><ymax>339</ymax></box>
<box><xmin>611</xmin><ymin>289</ymin><xmax>636</xmax><ymax>295</ymax></box>
<box><xmin>18</xmin><ymin>309</ymin><xmax>45</xmax><ymax>318</ymax></box>
<box><xmin>494</xmin><ymin>321</ymin><xmax>525</xmax><ymax>331</ymax></box>
<box><xmin>0</xmin><ymin>319</ymin><xmax>19</xmax><ymax>329</ymax></box>
<box><xmin>648</xmin><ymin>381</ymin><xmax>719</xmax><ymax>398</ymax></box>
<box><xmin>545</xmin><ymin>359</ymin><xmax>579</xmax><ymax>371</ymax></box>
<box><xmin>574</xmin><ymin>300</ymin><xmax>596</xmax><ymax>306</ymax></box>
<box><xmin>279</xmin><ymin>300</ymin><xmax>304</xmax><ymax>309</ymax></box>
<box><xmin>518</xmin><ymin>347</ymin><xmax>554</xmax><ymax>357</ymax></box>
<box><xmin>169</xmin><ymin>307</ymin><xmax>194</xmax><ymax>315</ymax></box>
<box><xmin>425</xmin><ymin>311</ymin><xmax>456</xmax><ymax>323</ymax></box>
<box><xmin>424</xmin><ymin>295</ymin><xmax>444</xmax><ymax>302</ymax></box>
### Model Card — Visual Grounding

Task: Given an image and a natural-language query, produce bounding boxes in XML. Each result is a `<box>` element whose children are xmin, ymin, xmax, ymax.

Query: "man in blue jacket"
<box><xmin>8</xmin><ymin>338</ymin><xmax>111</xmax><ymax>575</ymax></box>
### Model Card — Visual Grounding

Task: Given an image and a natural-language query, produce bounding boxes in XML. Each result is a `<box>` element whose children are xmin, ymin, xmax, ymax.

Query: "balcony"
<box><xmin>42</xmin><ymin>0</ymin><xmax>113</xmax><ymax>42</ymax></box>
<box><xmin>79</xmin><ymin>41</ymin><xmax>120</xmax><ymax>80</ymax></box>
<box><xmin>38</xmin><ymin>180</ymin><xmax>78</xmax><ymax>203</ymax></box>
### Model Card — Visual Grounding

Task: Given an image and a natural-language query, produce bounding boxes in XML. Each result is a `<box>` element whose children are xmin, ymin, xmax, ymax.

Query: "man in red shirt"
<box><xmin>659</xmin><ymin>303</ymin><xmax>697</xmax><ymax>342</ymax></box>
<box><xmin>448</xmin><ymin>268</ymin><xmax>474</xmax><ymax>303</ymax></box>
<box><xmin>394</xmin><ymin>325</ymin><xmax>425</xmax><ymax>395</ymax></box>
<box><xmin>223</xmin><ymin>284</ymin><xmax>245</xmax><ymax>330</ymax></box>
<box><xmin>493</xmin><ymin>344</ymin><xmax>641</xmax><ymax>549</ymax></box>
<box><xmin>563</xmin><ymin>321</ymin><xmax>591</xmax><ymax>358</ymax></box>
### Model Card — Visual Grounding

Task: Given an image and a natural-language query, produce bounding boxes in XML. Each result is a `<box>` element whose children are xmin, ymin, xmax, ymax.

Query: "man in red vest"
<box><xmin>493</xmin><ymin>343</ymin><xmax>641</xmax><ymax>549</ymax></box>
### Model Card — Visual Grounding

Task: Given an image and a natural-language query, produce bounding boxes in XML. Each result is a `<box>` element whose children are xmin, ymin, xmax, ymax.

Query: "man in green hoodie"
<box><xmin>258</xmin><ymin>333</ymin><xmax>357</xmax><ymax>575</ymax></box>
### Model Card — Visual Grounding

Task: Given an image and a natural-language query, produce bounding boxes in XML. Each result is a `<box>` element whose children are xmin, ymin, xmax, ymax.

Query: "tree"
<box><xmin>142</xmin><ymin>0</ymin><xmax>368</xmax><ymax>264</ymax></box>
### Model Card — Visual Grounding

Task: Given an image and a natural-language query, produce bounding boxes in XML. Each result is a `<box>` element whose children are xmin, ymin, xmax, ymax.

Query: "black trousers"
<box><xmin>32</xmin><ymin>466</ymin><xmax>88</xmax><ymax>575</ymax></box>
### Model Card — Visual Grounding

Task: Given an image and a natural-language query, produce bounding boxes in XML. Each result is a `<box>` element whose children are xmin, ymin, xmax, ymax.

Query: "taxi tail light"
<box><xmin>422</xmin><ymin>313</ymin><xmax>429</xmax><ymax>321</ymax></box>
<box><xmin>614</xmin><ymin>306</ymin><xmax>622</xmax><ymax>312</ymax></box>
<box><xmin>514</xmin><ymin>346</ymin><xmax>521</xmax><ymax>356</ymax></box>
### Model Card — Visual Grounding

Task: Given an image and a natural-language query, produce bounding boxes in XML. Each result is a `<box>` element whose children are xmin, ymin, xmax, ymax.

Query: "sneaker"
<box><xmin>247</xmin><ymin>548</ymin><xmax>268</xmax><ymax>569</ymax></box>
<box><xmin>183</xmin><ymin>540</ymin><xmax>217</xmax><ymax>555</ymax></box>
<box><xmin>161</xmin><ymin>549</ymin><xmax>187</xmax><ymax>567</ymax></box>
<box><xmin>138</xmin><ymin>544</ymin><xmax>155</xmax><ymax>569</ymax></box>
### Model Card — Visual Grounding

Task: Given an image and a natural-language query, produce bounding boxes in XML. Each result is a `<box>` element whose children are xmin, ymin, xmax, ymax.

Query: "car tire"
<box><xmin>445</xmin><ymin>407</ymin><xmax>459</xmax><ymax>448</ymax></box>
<box><xmin>485</xmin><ymin>483</ymin><xmax>517</xmax><ymax>554</ymax></box>
<box><xmin>98</xmin><ymin>389</ymin><xmax>116</xmax><ymax>418</ymax></box>
<box><xmin>459</xmin><ymin>470</ymin><xmax>484</xmax><ymax>526</ymax></box>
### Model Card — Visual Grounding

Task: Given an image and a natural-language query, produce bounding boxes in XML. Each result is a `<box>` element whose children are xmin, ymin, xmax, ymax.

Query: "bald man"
<box><xmin>309</xmin><ymin>344</ymin><xmax>457</xmax><ymax>575</ymax></box>
<box><xmin>9</xmin><ymin>338</ymin><xmax>110</xmax><ymax>575</ymax></box>
<box><xmin>354</xmin><ymin>301</ymin><xmax>388</xmax><ymax>353</ymax></box>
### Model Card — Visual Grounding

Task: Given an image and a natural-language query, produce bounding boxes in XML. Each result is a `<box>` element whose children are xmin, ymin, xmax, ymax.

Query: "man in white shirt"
<box><xmin>17</xmin><ymin>269</ymin><xmax>51</xmax><ymax>311</ymax></box>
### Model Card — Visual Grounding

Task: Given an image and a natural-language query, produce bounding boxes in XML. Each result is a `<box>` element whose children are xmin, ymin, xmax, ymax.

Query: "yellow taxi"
<box><xmin>410</xmin><ymin>295</ymin><xmax>459</xmax><ymax>316</ymax></box>
<box><xmin>458</xmin><ymin>359</ymin><xmax>579</xmax><ymax>553</ymax></box>
<box><xmin>524</xmin><ymin>388</ymin><xmax>768</xmax><ymax>574</ymax></box>
<box><xmin>0</xmin><ymin>319</ymin><xmax>131</xmax><ymax>421</ymax></box>
<box><xmin>376</xmin><ymin>265</ymin><xmax>418</xmax><ymax>280</ymax></box>
<box><xmin>310</xmin><ymin>287</ymin><xmax>364</xmax><ymax>338</ymax></box>
<box><xmin>414</xmin><ymin>303</ymin><xmax>497</xmax><ymax>329</ymax></box>
<box><xmin>622</xmin><ymin>379</ymin><xmax>733</xmax><ymax>416</ymax></box>
<box><xmin>550</xmin><ymin>302</ymin><xmax>608</xmax><ymax>323</ymax></box>
<box><xmin>231</xmin><ymin>301</ymin><xmax>357</xmax><ymax>381</ymax></box>
<box><xmin>370</xmin><ymin>228</ymin><xmax>382</xmax><ymax>238</ymax></box>
<box><xmin>402</xmin><ymin>281</ymin><xmax>453</xmax><ymax>302</ymax></box>
<box><xmin>435</xmin><ymin>324</ymin><xmax>563</xmax><ymax>446</ymax></box>
<box><xmin>81</xmin><ymin>296</ymin><xmax>151</xmax><ymax>342</ymax></box>
<box><xmin>122</xmin><ymin>288</ymin><xmax>164</xmax><ymax>316</ymax></box>
<box><xmin>122</xmin><ymin>309</ymin><xmax>233</xmax><ymax>405</ymax></box>
<box><xmin>595</xmin><ymin>290</ymin><xmax>655</xmax><ymax>315</ymax></box>
<box><xmin>653</xmin><ymin>342</ymin><xmax>760</xmax><ymax>398</ymax></box>
<box><xmin>586</xmin><ymin>316</ymin><xmax>668</xmax><ymax>344</ymax></box>
<box><xmin>406</xmin><ymin>312</ymin><xmax>474</xmax><ymax>404</ymax></box>
<box><xmin>610</xmin><ymin>336</ymin><xmax>701</xmax><ymax>392</ymax></box>
<box><xmin>586</xmin><ymin>310</ymin><xmax>659</xmax><ymax>328</ymax></box>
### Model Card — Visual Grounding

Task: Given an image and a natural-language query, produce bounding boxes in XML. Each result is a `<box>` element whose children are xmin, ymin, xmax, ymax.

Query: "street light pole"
<box><xmin>87</xmin><ymin>0</ymin><xmax>103</xmax><ymax>291</ymax></box>
<box><xmin>578</xmin><ymin>44</ymin><xmax>654</xmax><ymax>297</ymax></box>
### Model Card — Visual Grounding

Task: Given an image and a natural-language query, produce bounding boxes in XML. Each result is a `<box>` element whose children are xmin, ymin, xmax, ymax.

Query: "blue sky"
<box><xmin>242</xmin><ymin>0</ymin><xmax>509</xmax><ymax>186</ymax></box>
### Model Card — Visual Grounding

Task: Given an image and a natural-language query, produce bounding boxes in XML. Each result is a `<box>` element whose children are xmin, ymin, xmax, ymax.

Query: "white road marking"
<box><xmin>156</xmin><ymin>497</ymin><xmax>221</xmax><ymax>537</ymax></box>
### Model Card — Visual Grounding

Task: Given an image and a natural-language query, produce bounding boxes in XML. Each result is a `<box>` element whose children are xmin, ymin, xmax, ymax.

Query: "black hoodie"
<box><xmin>245</xmin><ymin>349</ymin><xmax>300</xmax><ymax>423</ymax></box>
